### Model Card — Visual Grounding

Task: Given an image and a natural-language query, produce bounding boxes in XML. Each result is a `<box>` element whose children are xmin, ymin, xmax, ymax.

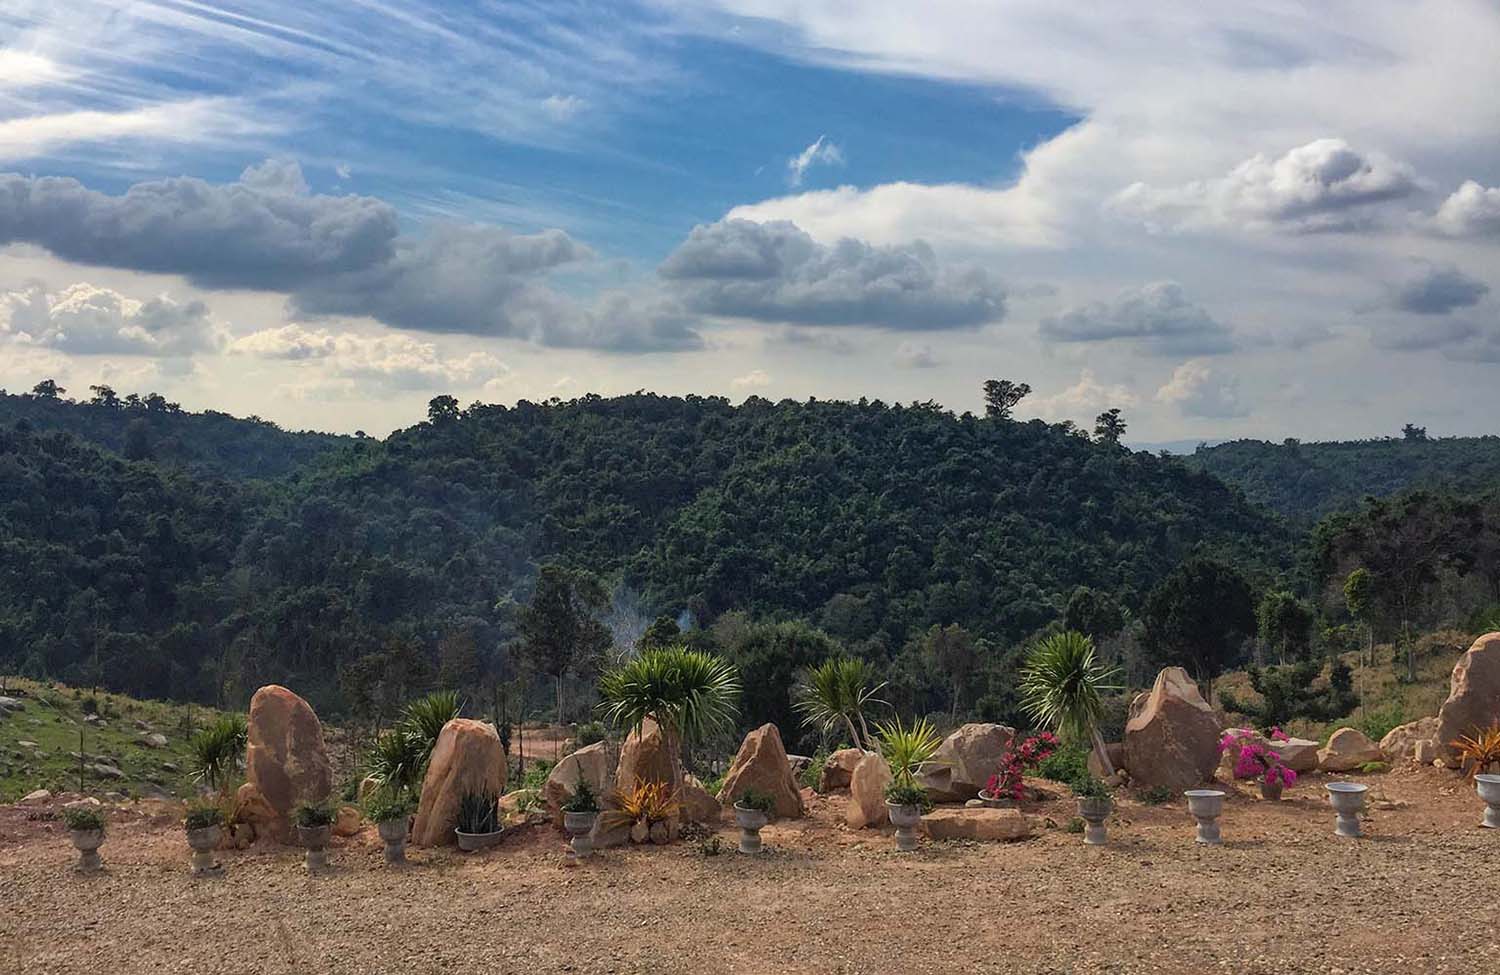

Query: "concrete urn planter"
<box><xmin>1076</xmin><ymin>797</ymin><xmax>1112</xmax><ymax>846</ymax></box>
<box><xmin>563</xmin><ymin>811</ymin><xmax>598</xmax><ymax>859</ymax></box>
<box><xmin>1475</xmin><ymin>774</ymin><xmax>1500</xmax><ymax>829</ymax></box>
<box><xmin>734</xmin><ymin>804</ymin><xmax>770</xmax><ymax>854</ymax></box>
<box><xmin>296</xmin><ymin>823</ymin><xmax>333</xmax><ymax>872</ymax></box>
<box><xmin>1325</xmin><ymin>782</ymin><xmax>1368</xmax><ymax>838</ymax></box>
<box><xmin>186</xmin><ymin>825</ymin><xmax>223</xmax><ymax>876</ymax></box>
<box><xmin>376</xmin><ymin>818</ymin><xmax>409</xmax><ymax>864</ymax></box>
<box><xmin>886</xmin><ymin>801</ymin><xmax>922</xmax><ymax>852</ymax></box>
<box><xmin>69</xmin><ymin>828</ymin><xmax>105</xmax><ymax>873</ymax></box>
<box><xmin>454</xmin><ymin>827</ymin><xmax>504</xmax><ymax>853</ymax></box>
<box><xmin>1184</xmin><ymin>789</ymin><xmax>1226</xmax><ymax>845</ymax></box>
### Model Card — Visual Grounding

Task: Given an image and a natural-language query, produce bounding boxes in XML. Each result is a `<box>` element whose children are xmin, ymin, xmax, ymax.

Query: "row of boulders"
<box><xmin>1387</xmin><ymin>632</ymin><xmax>1500</xmax><ymax>769</ymax></box>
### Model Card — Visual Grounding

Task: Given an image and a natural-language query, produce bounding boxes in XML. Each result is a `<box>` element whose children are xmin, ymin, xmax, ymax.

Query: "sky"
<box><xmin>1</xmin><ymin>2</ymin><xmax>1498</xmax><ymax>441</ymax></box>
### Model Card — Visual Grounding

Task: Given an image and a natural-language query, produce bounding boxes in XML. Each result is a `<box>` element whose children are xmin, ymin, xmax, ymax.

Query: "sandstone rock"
<box><xmin>922</xmin><ymin>807</ymin><xmax>1030</xmax><ymax>842</ymax></box>
<box><xmin>845</xmin><ymin>751</ymin><xmax>893</xmax><ymax>829</ymax></box>
<box><xmin>1273</xmin><ymin>737</ymin><xmax>1320</xmax><ymax>773</ymax></box>
<box><xmin>818</xmin><ymin>747</ymin><xmax>866</xmax><ymax>792</ymax></box>
<box><xmin>679</xmin><ymin>774</ymin><xmax>721</xmax><ymax>825</ymax></box>
<box><xmin>648</xmin><ymin>819</ymin><xmax>671</xmax><ymax>844</ymax></box>
<box><xmin>1414</xmin><ymin>739</ymin><xmax>1439</xmax><ymax>765</ymax></box>
<box><xmin>1435</xmin><ymin>632</ymin><xmax>1500</xmax><ymax>766</ymax></box>
<box><xmin>1380</xmin><ymin>716</ymin><xmax>1439</xmax><ymax>764</ymax></box>
<box><xmin>787</xmin><ymin>753</ymin><xmax>812</xmax><ymax>776</ymax></box>
<box><xmin>139</xmin><ymin>732</ymin><xmax>168</xmax><ymax>749</ymax></box>
<box><xmin>20</xmin><ymin>788</ymin><xmax>51</xmax><ymax>803</ymax></box>
<box><xmin>234</xmin><ymin>782</ymin><xmax>278</xmax><ymax>832</ymax></box>
<box><xmin>333</xmin><ymin>805</ymin><xmax>362</xmax><ymax>837</ymax></box>
<box><xmin>411</xmin><ymin>718</ymin><xmax>507</xmax><ymax>846</ymax></box>
<box><xmin>1318</xmin><ymin>727</ymin><xmax>1383</xmax><ymax>772</ymax></box>
<box><xmin>1087</xmin><ymin>742</ymin><xmax>1126</xmax><ymax>778</ymax></box>
<box><xmin>592</xmin><ymin>812</ymin><xmax>634</xmax><ymax>849</ymax></box>
<box><xmin>543</xmin><ymin>740</ymin><xmax>614</xmax><ymax>827</ymax></box>
<box><xmin>717</xmin><ymin>723</ymin><xmax>804</xmax><ymax>819</ymax></box>
<box><xmin>244</xmin><ymin>684</ymin><xmax>333</xmax><ymax>841</ymax></box>
<box><xmin>0</xmin><ymin>695</ymin><xmax>24</xmax><ymax>713</ymax></box>
<box><xmin>616</xmin><ymin>718</ymin><xmax>682</xmax><ymax>794</ymax></box>
<box><xmin>630</xmin><ymin>819</ymin><xmax>649</xmax><ymax>844</ymax></box>
<box><xmin>357</xmin><ymin>774</ymin><xmax>381</xmax><ymax>802</ymax></box>
<box><xmin>1123</xmin><ymin>668</ymin><xmax>1221</xmax><ymax>791</ymax></box>
<box><xmin>918</xmin><ymin>723</ymin><xmax>1016</xmax><ymax>802</ymax></box>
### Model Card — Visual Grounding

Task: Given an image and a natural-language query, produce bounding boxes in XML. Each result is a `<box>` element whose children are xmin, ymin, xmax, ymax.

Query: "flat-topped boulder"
<box><xmin>679</xmin><ymin>774</ymin><xmax>722</xmax><ymax>825</ymax></box>
<box><xmin>243</xmin><ymin>684</ymin><xmax>333</xmax><ymax>842</ymax></box>
<box><xmin>411</xmin><ymin>718</ymin><xmax>507</xmax><ymax>846</ymax></box>
<box><xmin>1435</xmin><ymin>632</ymin><xmax>1500</xmax><ymax>767</ymax></box>
<box><xmin>922</xmin><ymin>806</ymin><xmax>1030</xmax><ymax>842</ymax></box>
<box><xmin>717</xmin><ymin>723</ymin><xmax>804</xmax><ymax>819</ymax></box>
<box><xmin>1318</xmin><ymin>727</ymin><xmax>1383</xmax><ymax>772</ymax></box>
<box><xmin>918</xmin><ymin>723</ymin><xmax>1015</xmax><ymax>802</ymax></box>
<box><xmin>1124</xmin><ymin>667</ymin><xmax>1220</xmax><ymax>791</ymax></box>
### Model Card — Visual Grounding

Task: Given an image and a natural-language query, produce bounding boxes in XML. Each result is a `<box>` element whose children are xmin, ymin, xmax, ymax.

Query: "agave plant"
<box><xmin>874</xmin><ymin>716</ymin><xmax>945</xmax><ymax>791</ymax></box>
<box><xmin>793</xmin><ymin>656</ymin><xmax>887</xmax><ymax>750</ymax></box>
<box><xmin>401</xmin><ymin>690</ymin><xmax>462</xmax><ymax>764</ymax></box>
<box><xmin>1019</xmin><ymin>630</ymin><xmax>1121</xmax><ymax>775</ymax></box>
<box><xmin>1452</xmin><ymin>724</ymin><xmax>1500</xmax><ymax>780</ymax></box>
<box><xmin>596</xmin><ymin>646</ymin><xmax>741</xmax><ymax>744</ymax></box>
<box><xmin>187</xmin><ymin>713</ymin><xmax>248</xmax><ymax>794</ymax></box>
<box><xmin>364</xmin><ymin>725</ymin><xmax>427</xmax><ymax>796</ymax></box>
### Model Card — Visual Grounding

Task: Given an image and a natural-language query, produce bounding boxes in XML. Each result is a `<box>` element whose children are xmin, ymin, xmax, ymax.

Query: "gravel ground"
<box><xmin>2</xmin><ymin>766</ymin><xmax>1496</xmax><ymax>975</ymax></box>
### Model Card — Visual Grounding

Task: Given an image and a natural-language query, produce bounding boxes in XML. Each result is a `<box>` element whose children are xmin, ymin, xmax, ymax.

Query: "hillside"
<box><xmin>1186</xmin><ymin>434</ymin><xmax>1500</xmax><ymax>520</ymax></box>
<box><xmin>0</xmin><ymin>392</ymin><xmax>1291</xmax><ymax>716</ymax></box>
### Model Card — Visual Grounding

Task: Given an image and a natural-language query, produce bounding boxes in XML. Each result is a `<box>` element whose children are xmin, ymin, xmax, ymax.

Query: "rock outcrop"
<box><xmin>1434</xmin><ymin>632</ymin><xmax>1500</xmax><ymax>766</ymax></box>
<box><xmin>542</xmin><ymin>740</ymin><xmax>614</xmax><ymax>827</ymax></box>
<box><xmin>1123</xmin><ymin>667</ymin><xmax>1221</xmax><ymax>791</ymax></box>
<box><xmin>818</xmin><ymin>747</ymin><xmax>867</xmax><ymax>792</ymax></box>
<box><xmin>917</xmin><ymin>723</ymin><xmax>1015</xmax><ymax>802</ymax></box>
<box><xmin>717</xmin><ymin>723</ymin><xmax>804</xmax><ymax>819</ymax></box>
<box><xmin>411</xmin><ymin>718</ymin><xmax>507</xmax><ymax>846</ymax></box>
<box><xmin>679</xmin><ymin>774</ymin><xmax>722</xmax><ymax>825</ymax></box>
<box><xmin>242</xmin><ymin>685</ymin><xmax>333</xmax><ymax>842</ymax></box>
<box><xmin>845</xmin><ymin>751</ymin><xmax>893</xmax><ymax>829</ymax></box>
<box><xmin>922</xmin><ymin>807</ymin><xmax>1030</xmax><ymax>842</ymax></box>
<box><xmin>1380</xmin><ymin>716</ymin><xmax>1439</xmax><ymax>764</ymax></box>
<box><xmin>1318</xmin><ymin>727</ymin><xmax>1383</xmax><ymax>772</ymax></box>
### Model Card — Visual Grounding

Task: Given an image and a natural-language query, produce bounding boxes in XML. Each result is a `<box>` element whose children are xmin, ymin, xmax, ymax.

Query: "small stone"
<box><xmin>333</xmin><ymin>805</ymin><xmax>362</xmax><ymax>837</ymax></box>
<box><xmin>630</xmin><ymin>819</ymin><xmax>649</xmax><ymax>844</ymax></box>
<box><xmin>139</xmin><ymin>732</ymin><xmax>169</xmax><ymax>749</ymax></box>
<box><xmin>20</xmin><ymin>788</ymin><xmax>51</xmax><ymax>803</ymax></box>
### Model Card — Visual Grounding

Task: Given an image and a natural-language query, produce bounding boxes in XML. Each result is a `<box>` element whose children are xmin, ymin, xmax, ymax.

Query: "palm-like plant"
<box><xmin>793</xmin><ymin>656</ymin><xmax>887</xmax><ymax>750</ymax></box>
<box><xmin>596</xmin><ymin>646</ymin><xmax>741</xmax><ymax>744</ymax></box>
<box><xmin>401</xmin><ymin>690</ymin><xmax>462</xmax><ymax>765</ymax></box>
<box><xmin>1019</xmin><ymin>630</ymin><xmax>1121</xmax><ymax>775</ymax></box>
<box><xmin>187</xmin><ymin>713</ymin><xmax>248</xmax><ymax>794</ymax></box>
<box><xmin>874</xmin><ymin>716</ymin><xmax>945</xmax><ymax>790</ymax></box>
<box><xmin>364</xmin><ymin>726</ymin><xmax>427</xmax><ymax>796</ymax></box>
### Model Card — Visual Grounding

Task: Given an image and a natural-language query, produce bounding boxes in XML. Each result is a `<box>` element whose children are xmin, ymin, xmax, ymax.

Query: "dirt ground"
<box><xmin>2</xmin><ymin>765</ymin><xmax>1497</xmax><ymax>975</ymax></box>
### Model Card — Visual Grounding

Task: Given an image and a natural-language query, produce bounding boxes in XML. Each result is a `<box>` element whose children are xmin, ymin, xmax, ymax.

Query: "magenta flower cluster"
<box><xmin>1218</xmin><ymin>727</ymin><xmax>1297</xmax><ymax>787</ymax></box>
<box><xmin>984</xmin><ymin>731</ymin><xmax>1059</xmax><ymax>802</ymax></box>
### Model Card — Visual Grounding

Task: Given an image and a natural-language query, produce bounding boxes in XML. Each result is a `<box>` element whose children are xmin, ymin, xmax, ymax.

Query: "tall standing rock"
<box><xmin>845</xmin><ymin>751</ymin><xmax>892</xmax><ymax>829</ymax></box>
<box><xmin>542</xmin><ymin>740</ymin><xmax>614</xmax><ymax>828</ymax></box>
<box><xmin>242</xmin><ymin>685</ymin><xmax>332</xmax><ymax>842</ymax></box>
<box><xmin>615</xmin><ymin>717</ymin><xmax>682</xmax><ymax>794</ymax></box>
<box><xmin>1434</xmin><ymin>632</ymin><xmax>1500</xmax><ymax>766</ymax></box>
<box><xmin>917</xmin><ymin>723</ymin><xmax>1015</xmax><ymax>802</ymax></box>
<box><xmin>1123</xmin><ymin>667</ymin><xmax>1221</xmax><ymax>792</ymax></box>
<box><xmin>411</xmin><ymin>718</ymin><xmax>507</xmax><ymax>846</ymax></box>
<box><xmin>717</xmin><ymin>723</ymin><xmax>805</xmax><ymax>819</ymax></box>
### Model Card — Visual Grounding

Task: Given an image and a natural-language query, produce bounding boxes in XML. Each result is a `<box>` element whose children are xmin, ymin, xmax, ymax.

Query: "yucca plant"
<box><xmin>401</xmin><ymin>690</ymin><xmax>462</xmax><ymax>764</ymax></box>
<box><xmin>364</xmin><ymin>726</ymin><xmax>427</xmax><ymax>796</ymax></box>
<box><xmin>1019</xmin><ymin>630</ymin><xmax>1121</xmax><ymax>775</ymax></box>
<box><xmin>1452</xmin><ymin>724</ymin><xmax>1500</xmax><ymax>780</ymax></box>
<box><xmin>793</xmin><ymin>656</ymin><xmax>887</xmax><ymax>750</ymax></box>
<box><xmin>596</xmin><ymin>646</ymin><xmax>741</xmax><ymax>744</ymax></box>
<box><xmin>187</xmin><ymin>713</ymin><xmax>248</xmax><ymax>794</ymax></box>
<box><xmin>875</xmin><ymin>716</ymin><xmax>945</xmax><ymax>794</ymax></box>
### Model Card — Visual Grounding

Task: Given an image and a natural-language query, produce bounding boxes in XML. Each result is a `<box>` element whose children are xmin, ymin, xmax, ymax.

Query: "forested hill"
<box><xmin>0</xmin><ymin>391</ymin><xmax>1290</xmax><ymax>713</ymax></box>
<box><xmin>1185</xmin><ymin>433</ymin><xmax>1500</xmax><ymax>521</ymax></box>
<box><xmin>0</xmin><ymin>387</ymin><xmax>348</xmax><ymax>480</ymax></box>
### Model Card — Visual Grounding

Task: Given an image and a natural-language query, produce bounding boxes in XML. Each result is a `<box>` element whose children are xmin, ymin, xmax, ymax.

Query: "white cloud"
<box><xmin>542</xmin><ymin>94</ymin><xmax>586</xmax><ymax>120</ymax></box>
<box><xmin>731</xmin><ymin>369</ymin><xmax>771</xmax><ymax>389</ymax></box>
<box><xmin>1155</xmin><ymin>360</ymin><xmax>1248</xmax><ymax>418</ymax></box>
<box><xmin>787</xmin><ymin>135</ymin><xmax>844</xmax><ymax>186</ymax></box>
<box><xmin>1029</xmin><ymin>369</ymin><xmax>1138</xmax><ymax>422</ymax></box>
<box><xmin>0</xmin><ymin>51</ymin><xmax>63</xmax><ymax>88</ymax></box>
<box><xmin>0</xmin><ymin>282</ymin><xmax>224</xmax><ymax>356</ymax></box>
<box><xmin>1040</xmin><ymin>282</ymin><xmax>1234</xmax><ymax>356</ymax></box>
<box><xmin>1430</xmin><ymin>181</ymin><xmax>1500</xmax><ymax>238</ymax></box>
<box><xmin>232</xmin><ymin>325</ymin><xmax>508</xmax><ymax>391</ymax></box>
<box><xmin>0</xmin><ymin>98</ymin><xmax>272</xmax><ymax>162</ymax></box>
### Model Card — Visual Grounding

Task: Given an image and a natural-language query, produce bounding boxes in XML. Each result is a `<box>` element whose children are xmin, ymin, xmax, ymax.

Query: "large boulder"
<box><xmin>542</xmin><ymin>740</ymin><xmax>614</xmax><ymax>827</ymax></box>
<box><xmin>679</xmin><ymin>774</ymin><xmax>722</xmax><ymax>825</ymax></box>
<box><xmin>1273</xmin><ymin>737</ymin><xmax>1320</xmax><ymax>773</ymax></box>
<box><xmin>922</xmin><ymin>807</ymin><xmax>1030</xmax><ymax>842</ymax></box>
<box><xmin>1318</xmin><ymin>727</ymin><xmax>1383</xmax><ymax>772</ymax></box>
<box><xmin>717</xmin><ymin>723</ymin><xmax>804</xmax><ymax>819</ymax></box>
<box><xmin>1434</xmin><ymin>632</ymin><xmax>1500</xmax><ymax>766</ymax></box>
<box><xmin>243</xmin><ymin>685</ymin><xmax>333</xmax><ymax>842</ymax></box>
<box><xmin>411</xmin><ymin>718</ymin><xmax>507</xmax><ymax>846</ymax></box>
<box><xmin>845</xmin><ymin>751</ymin><xmax>893</xmax><ymax>829</ymax></box>
<box><xmin>1123</xmin><ymin>667</ymin><xmax>1221</xmax><ymax>792</ymax></box>
<box><xmin>1380</xmin><ymin>716</ymin><xmax>1439</xmax><ymax>764</ymax></box>
<box><xmin>616</xmin><ymin>718</ymin><xmax>682</xmax><ymax>794</ymax></box>
<box><xmin>917</xmin><ymin>723</ymin><xmax>1015</xmax><ymax>803</ymax></box>
<box><xmin>818</xmin><ymin>747</ymin><xmax>866</xmax><ymax>792</ymax></box>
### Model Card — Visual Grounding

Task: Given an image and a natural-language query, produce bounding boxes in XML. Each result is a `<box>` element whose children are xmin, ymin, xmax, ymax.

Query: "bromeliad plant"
<box><xmin>1452</xmin><ymin>724</ymin><xmax>1500</xmax><ymax>780</ymax></box>
<box><xmin>983</xmin><ymin>731</ymin><xmax>1060</xmax><ymax>802</ymax></box>
<box><xmin>876</xmin><ymin>716</ymin><xmax>944</xmax><ymax>809</ymax></box>
<box><xmin>1219</xmin><ymin>728</ymin><xmax>1297</xmax><ymax>788</ymax></box>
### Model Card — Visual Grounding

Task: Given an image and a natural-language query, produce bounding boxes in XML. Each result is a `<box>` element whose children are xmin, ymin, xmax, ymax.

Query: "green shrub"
<box><xmin>1070</xmin><ymin>775</ymin><xmax>1112</xmax><ymax>800</ymax></box>
<box><xmin>883</xmin><ymin>782</ymin><xmax>929</xmax><ymax>808</ymax></box>
<box><xmin>292</xmin><ymin>799</ymin><xmax>336</xmax><ymax>828</ymax></box>
<box><xmin>1360</xmin><ymin>760</ymin><xmax>1390</xmax><ymax>774</ymax></box>
<box><xmin>364</xmin><ymin>790</ymin><xmax>414</xmax><ymax>824</ymax></box>
<box><xmin>62</xmin><ymin>806</ymin><xmax>105</xmax><ymax>832</ymax></box>
<box><xmin>1035</xmin><ymin>745</ymin><xmax>1090</xmax><ymax>784</ymax></box>
<box><xmin>573</xmin><ymin>721</ymin><xmax>606</xmax><ymax>749</ymax></box>
<box><xmin>520</xmin><ymin>759</ymin><xmax>554</xmax><ymax>791</ymax></box>
<box><xmin>1064</xmin><ymin>816</ymin><xmax>1085</xmax><ymax>834</ymax></box>
<box><xmin>800</xmin><ymin>749</ymin><xmax>828</xmax><ymax>791</ymax></box>
<box><xmin>183</xmin><ymin>801</ymin><xmax>223</xmax><ymax>831</ymax></box>
<box><xmin>734</xmin><ymin>788</ymin><xmax>776</xmax><ymax>813</ymax></box>
<box><xmin>561</xmin><ymin>778</ymin><xmax>599</xmax><ymax>814</ymax></box>
<box><xmin>699</xmin><ymin>772</ymin><xmax>726</xmax><ymax>796</ymax></box>
<box><xmin>1139</xmin><ymin>785</ymin><xmax>1173</xmax><ymax>805</ymax></box>
<box><xmin>187</xmin><ymin>714</ymin><xmax>248</xmax><ymax>793</ymax></box>
<box><xmin>1351</xmin><ymin>702</ymin><xmax>1408</xmax><ymax>745</ymax></box>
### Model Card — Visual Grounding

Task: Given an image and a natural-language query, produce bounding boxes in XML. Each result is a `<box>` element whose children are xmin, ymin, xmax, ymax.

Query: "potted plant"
<box><xmin>455</xmin><ymin>790</ymin><xmax>502</xmax><ymax>852</ymax></box>
<box><xmin>293</xmin><ymin>799</ymin><xmax>336</xmax><ymax>872</ymax></box>
<box><xmin>561</xmin><ymin>779</ymin><xmax>601</xmax><ymax>860</ymax></box>
<box><xmin>876</xmin><ymin>716</ymin><xmax>944</xmax><ymax>852</ymax></box>
<box><xmin>732</xmin><ymin>789</ymin><xmax>775</xmax><ymax>854</ymax></box>
<box><xmin>364</xmin><ymin>790</ymin><xmax>414</xmax><ymax>865</ymax></box>
<box><xmin>980</xmin><ymin>731</ymin><xmax>1059</xmax><ymax>805</ymax></box>
<box><xmin>1072</xmin><ymin>775</ymin><xmax>1113</xmax><ymax>846</ymax></box>
<box><xmin>183</xmin><ymin>800</ymin><xmax>225</xmax><ymax>876</ymax></box>
<box><xmin>61</xmin><ymin>805</ymin><xmax>106</xmax><ymax>873</ymax></box>
<box><xmin>1219</xmin><ymin>728</ymin><xmax>1297</xmax><ymax>800</ymax></box>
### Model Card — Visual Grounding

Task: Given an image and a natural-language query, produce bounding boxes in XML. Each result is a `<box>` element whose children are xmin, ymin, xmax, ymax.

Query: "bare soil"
<box><xmin>2</xmin><ymin>766</ymin><xmax>1496</xmax><ymax>975</ymax></box>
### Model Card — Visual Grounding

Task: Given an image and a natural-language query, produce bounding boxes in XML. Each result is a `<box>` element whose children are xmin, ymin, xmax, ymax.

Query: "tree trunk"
<box><xmin>1089</xmin><ymin>726</ymin><xmax>1115</xmax><ymax>777</ymax></box>
<box><xmin>842</xmin><ymin>714</ymin><xmax>862</xmax><ymax>752</ymax></box>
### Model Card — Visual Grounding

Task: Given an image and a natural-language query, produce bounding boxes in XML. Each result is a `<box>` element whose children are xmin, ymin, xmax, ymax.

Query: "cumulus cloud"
<box><xmin>787</xmin><ymin>135</ymin><xmax>844</xmax><ymax>186</ymax></box>
<box><xmin>731</xmin><ymin>369</ymin><xmax>771</xmax><ymax>389</ymax></box>
<box><xmin>1430</xmin><ymin>181</ymin><xmax>1500</xmax><ymax>238</ymax></box>
<box><xmin>1110</xmin><ymin>139</ymin><xmax>1418</xmax><ymax>233</ymax></box>
<box><xmin>0</xmin><ymin>282</ymin><xmax>223</xmax><ymax>356</ymax></box>
<box><xmin>231</xmin><ymin>324</ymin><xmax>507</xmax><ymax>390</ymax></box>
<box><xmin>893</xmin><ymin>340</ymin><xmax>940</xmax><ymax>368</ymax></box>
<box><xmin>1380</xmin><ymin>265</ymin><xmax>1490</xmax><ymax>316</ymax></box>
<box><xmin>1029</xmin><ymin>369</ymin><xmax>1138</xmax><ymax>421</ymax></box>
<box><xmin>1155</xmin><ymin>360</ymin><xmax>1248</xmax><ymax>418</ymax></box>
<box><xmin>1040</xmin><ymin>282</ymin><xmax>1233</xmax><ymax>356</ymax></box>
<box><xmin>659</xmin><ymin>219</ymin><xmax>1005</xmax><ymax>330</ymax></box>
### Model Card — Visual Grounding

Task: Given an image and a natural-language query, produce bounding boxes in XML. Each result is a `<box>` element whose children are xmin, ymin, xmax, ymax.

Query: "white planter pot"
<box><xmin>454</xmin><ymin>827</ymin><xmax>504</xmax><ymax>853</ymax></box>
<box><xmin>1076</xmin><ymin>797</ymin><xmax>1112</xmax><ymax>846</ymax></box>
<box><xmin>734</xmin><ymin>804</ymin><xmax>769</xmax><ymax>854</ymax></box>
<box><xmin>886</xmin><ymin>801</ymin><xmax>922</xmax><ymax>852</ymax></box>
<box><xmin>186</xmin><ymin>824</ymin><xmax>223</xmax><ymax>876</ymax></box>
<box><xmin>296</xmin><ymin>823</ymin><xmax>333</xmax><ymax>872</ymax></box>
<box><xmin>377</xmin><ymin>818</ymin><xmax>409</xmax><ymax>864</ymax></box>
<box><xmin>70</xmin><ymin>828</ymin><xmax>105</xmax><ymax>873</ymax></box>
<box><xmin>1325</xmin><ymin>782</ymin><xmax>1368</xmax><ymax>838</ymax></box>
<box><xmin>563</xmin><ymin>810</ymin><xmax>598</xmax><ymax>859</ymax></box>
<box><xmin>1184</xmin><ymin>790</ymin><xmax>1225</xmax><ymax>845</ymax></box>
<box><xmin>1475</xmin><ymin>773</ymin><xmax>1500</xmax><ymax>829</ymax></box>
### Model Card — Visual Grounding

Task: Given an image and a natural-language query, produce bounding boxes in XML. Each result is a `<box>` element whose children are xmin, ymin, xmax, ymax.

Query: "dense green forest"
<box><xmin>3</xmin><ymin>383</ymin><xmax>1499</xmax><ymax>751</ymax></box>
<box><xmin>1186</xmin><ymin>429</ymin><xmax>1500</xmax><ymax>521</ymax></box>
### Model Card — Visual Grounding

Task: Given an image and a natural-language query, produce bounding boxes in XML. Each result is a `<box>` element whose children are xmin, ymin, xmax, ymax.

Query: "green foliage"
<box><xmin>875</xmin><ymin>716</ymin><xmax>944</xmax><ymax>791</ymax></box>
<box><xmin>883</xmin><ymin>781</ymin><xmax>929</xmax><ymax>808</ymax></box>
<box><xmin>1019</xmin><ymin>631</ymin><xmax>1120</xmax><ymax>744</ymax></box>
<box><xmin>456</xmin><ymin>791</ymin><xmax>499</xmax><ymax>834</ymax></box>
<box><xmin>733</xmin><ymin>788</ymin><xmax>776</xmax><ymax>813</ymax></box>
<box><xmin>1139</xmin><ymin>785</ymin><xmax>1173</xmax><ymax>805</ymax></box>
<box><xmin>514</xmin><ymin>564</ymin><xmax>613</xmax><ymax>723</ymax></box>
<box><xmin>187</xmin><ymin>714</ymin><xmax>248</xmax><ymax>794</ymax></box>
<box><xmin>401</xmin><ymin>691</ymin><xmax>462</xmax><ymax>765</ymax></box>
<box><xmin>560</xmin><ymin>777</ymin><xmax>599</xmax><ymax>813</ymax></box>
<box><xmin>800</xmin><ymin>749</ymin><xmax>829</xmax><ymax>791</ymax></box>
<box><xmin>1035</xmin><ymin>745</ymin><xmax>1090</xmax><ymax>785</ymax></box>
<box><xmin>1070</xmin><ymin>775</ymin><xmax>1112</xmax><ymax>800</ymax></box>
<box><xmin>62</xmin><ymin>806</ymin><xmax>106</xmax><ymax>832</ymax></box>
<box><xmin>1360</xmin><ymin>761</ymin><xmax>1390</xmax><ymax>774</ymax></box>
<box><xmin>1219</xmin><ymin>660</ymin><xmax>1358</xmax><ymax>729</ymax></box>
<box><xmin>363</xmin><ymin>727</ymin><xmax>427</xmax><ymax>797</ymax></box>
<box><xmin>183</xmin><ymin>800</ymin><xmax>224</xmax><ymax>831</ymax></box>
<box><xmin>573</xmin><ymin>721</ymin><xmax>607</xmax><ymax>748</ymax></box>
<box><xmin>793</xmin><ymin>656</ymin><xmax>886</xmax><ymax>750</ymax></box>
<box><xmin>597</xmin><ymin>646</ymin><xmax>741</xmax><ymax>743</ymax></box>
<box><xmin>1257</xmin><ymin>591</ymin><xmax>1314</xmax><ymax>661</ymax></box>
<box><xmin>1064</xmin><ymin>816</ymin><xmax>1085</xmax><ymax>834</ymax></box>
<box><xmin>520</xmin><ymin>759</ymin><xmax>555</xmax><ymax>791</ymax></box>
<box><xmin>293</xmin><ymin>799</ymin><xmax>336</xmax><ymax>828</ymax></box>
<box><xmin>1351</xmin><ymin>701</ymin><xmax>1409</xmax><ymax>745</ymax></box>
<box><xmin>363</xmin><ymin>789</ymin><xmax>415</xmax><ymax>824</ymax></box>
<box><xmin>1142</xmin><ymin>558</ymin><xmax>1256</xmax><ymax>687</ymax></box>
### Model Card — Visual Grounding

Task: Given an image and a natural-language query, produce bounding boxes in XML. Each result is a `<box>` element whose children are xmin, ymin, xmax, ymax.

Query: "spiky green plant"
<box><xmin>793</xmin><ymin>656</ymin><xmax>887</xmax><ymax>750</ymax></box>
<box><xmin>187</xmin><ymin>713</ymin><xmax>248</xmax><ymax>794</ymax></box>
<box><xmin>1019</xmin><ymin>630</ymin><xmax>1121</xmax><ymax>775</ymax></box>
<box><xmin>401</xmin><ymin>690</ymin><xmax>462</xmax><ymax>764</ymax></box>
<box><xmin>364</xmin><ymin>726</ymin><xmax>427</xmax><ymax>796</ymax></box>
<box><xmin>874</xmin><ymin>716</ymin><xmax>945</xmax><ymax>791</ymax></box>
<box><xmin>596</xmin><ymin>646</ymin><xmax>741</xmax><ymax>744</ymax></box>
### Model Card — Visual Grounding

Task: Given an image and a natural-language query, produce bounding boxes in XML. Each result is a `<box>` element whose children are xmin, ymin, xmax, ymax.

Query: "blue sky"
<box><xmin>2</xmin><ymin>2</ymin><xmax>1499</xmax><ymax>439</ymax></box>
